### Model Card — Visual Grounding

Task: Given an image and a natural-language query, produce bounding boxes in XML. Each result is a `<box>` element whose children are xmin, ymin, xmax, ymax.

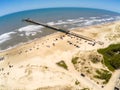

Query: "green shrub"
<box><xmin>71</xmin><ymin>57</ymin><xmax>79</xmax><ymax>64</ymax></box>
<box><xmin>56</xmin><ymin>60</ymin><xmax>68</xmax><ymax>70</ymax></box>
<box><xmin>97</xmin><ymin>43</ymin><xmax>120</xmax><ymax>71</ymax></box>
<box><xmin>81</xmin><ymin>88</ymin><xmax>90</xmax><ymax>90</ymax></box>
<box><xmin>94</xmin><ymin>69</ymin><xmax>112</xmax><ymax>84</ymax></box>
<box><xmin>75</xmin><ymin>80</ymin><xmax>80</xmax><ymax>85</ymax></box>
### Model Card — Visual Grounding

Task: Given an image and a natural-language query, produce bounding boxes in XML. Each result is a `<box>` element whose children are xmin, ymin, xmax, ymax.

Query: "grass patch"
<box><xmin>97</xmin><ymin>43</ymin><xmax>120</xmax><ymax>71</ymax></box>
<box><xmin>75</xmin><ymin>80</ymin><xmax>80</xmax><ymax>85</ymax></box>
<box><xmin>81</xmin><ymin>88</ymin><xmax>90</xmax><ymax>90</ymax></box>
<box><xmin>56</xmin><ymin>60</ymin><xmax>68</xmax><ymax>70</ymax></box>
<box><xmin>71</xmin><ymin>57</ymin><xmax>79</xmax><ymax>64</ymax></box>
<box><xmin>94</xmin><ymin>69</ymin><xmax>112</xmax><ymax>84</ymax></box>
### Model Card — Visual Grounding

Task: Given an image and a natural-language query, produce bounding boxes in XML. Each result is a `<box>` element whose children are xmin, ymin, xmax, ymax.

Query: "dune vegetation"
<box><xmin>56</xmin><ymin>60</ymin><xmax>68</xmax><ymax>70</ymax></box>
<box><xmin>98</xmin><ymin>43</ymin><xmax>120</xmax><ymax>71</ymax></box>
<box><xmin>94</xmin><ymin>69</ymin><xmax>112</xmax><ymax>84</ymax></box>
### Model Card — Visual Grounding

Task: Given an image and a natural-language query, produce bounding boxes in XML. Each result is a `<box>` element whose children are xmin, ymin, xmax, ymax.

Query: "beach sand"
<box><xmin>0</xmin><ymin>21</ymin><xmax>120</xmax><ymax>90</ymax></box>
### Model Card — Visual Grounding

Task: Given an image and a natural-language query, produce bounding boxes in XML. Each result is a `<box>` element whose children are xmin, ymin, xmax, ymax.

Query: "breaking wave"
<box><xmin>18</xmin><ymin>25</ymin><xmax>43</xmax><ymax>36</ymax></box>
<box><xmin>0</xmin><ymin>15</ymin><xmax>120</xmax><ymax>51</ymax></box>
<box><xmin>0</xmin><ymin>32</ymin><xmax>16</xmax><ymax>44</ymax></box>
<box><xmin>47</xmin><ymin>16</ymin><xmax>120</xmax><ymax>28</ymax></box>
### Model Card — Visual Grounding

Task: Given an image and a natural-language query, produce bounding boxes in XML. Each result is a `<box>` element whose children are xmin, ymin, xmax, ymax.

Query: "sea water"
<box><xmin>0</xmin><ymin>7</ymin><xmax>120</xmax><ymax>51</ymax></box>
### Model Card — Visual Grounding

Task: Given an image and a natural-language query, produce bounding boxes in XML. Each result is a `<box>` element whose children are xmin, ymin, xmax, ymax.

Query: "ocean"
<box><xmin>0</xmin><ymin>7</ymin><xmax>120</xmax><ymax>51</ymax></box>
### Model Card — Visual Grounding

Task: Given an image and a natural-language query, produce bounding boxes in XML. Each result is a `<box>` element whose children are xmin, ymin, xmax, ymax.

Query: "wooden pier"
<box><xmin>23</xmin><ymin>18</ymin><xmax>103</xmax><ymax>45</ymax></box>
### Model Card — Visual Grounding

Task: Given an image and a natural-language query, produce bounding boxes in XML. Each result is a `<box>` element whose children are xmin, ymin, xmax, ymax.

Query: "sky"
<box><xmin>0</xmin><ymin>0</ymin><xmax>120</xmax><ymax>17</ymax></box>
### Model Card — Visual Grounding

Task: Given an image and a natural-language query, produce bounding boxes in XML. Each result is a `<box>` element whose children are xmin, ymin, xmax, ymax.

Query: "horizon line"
<box><xmin>0</xmin><ymin>7</ymin><xmax>120</xmax><ymax>18</ymax></box>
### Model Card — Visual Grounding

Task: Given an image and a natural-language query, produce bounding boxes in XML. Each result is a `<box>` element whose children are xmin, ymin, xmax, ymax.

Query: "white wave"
<box><xmin>84</xmin><ymin>21</ymin><xmax>94</xmax><ymax>25</ymax></box>
<box><xmin>18</xmin><ymin>25</ymin><xmax>43</xmax><ymax>32</ymax></box>
<box><xmin>56</xmin><ymin>21</ymin><xmax>67</xmax><ymax>25</ymax></box>
<box><xmin>19</xmin><ymin>34</ymin><xmax>24</xmax><ymax>36</ymax></box>
<box><xmin>47</xmin><ymin>20</ymin><xmax>72</xmax><ymax>26</ymax></box>
<box><xmin>55</xmin><ymin>19</ymin><xmax>84</xmax><ymax>25</ymax></box>
<box><xmin>90</xmin><ymin>17</ymin><xmax>100</xmax><ymax>19</ymax></box>
<box><xmin>47</xmin><ymin>20</ymin><xmax>64</xmax><ymax>26</ymax></box>
<box><xmin>18</xmin><ymin>25</ymin><xmax>43</xmax><ymax>36</ymax></box>
<box><xmin>114</xmin><ymin>16</ymin><xmax>120</xmax><ymax>20</ymax></box>
<box><xmin>67</xmin><ymin>19</ymin><xmax>74</xmax><ymax>22</ymax></box>
<box><xmin>46</xmin><ymin>16</ymin><xmax>120</xmax><ymax>27</ymax></box>
<box><xmin>0</xmin><ymin>32</ymin><xmax>16</xmax><ymax>44</ymax></box>
<box><xmin>47</xmin><ymin>22</ymin><xmax>55</xmax><ymax>26</ymax></box>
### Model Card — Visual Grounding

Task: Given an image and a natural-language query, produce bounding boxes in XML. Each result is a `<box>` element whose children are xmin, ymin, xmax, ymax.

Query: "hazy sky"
<box><xmin>0</xmin><ymin>0</ymin><xmax>120</xmax><ymax>16</ymax></box>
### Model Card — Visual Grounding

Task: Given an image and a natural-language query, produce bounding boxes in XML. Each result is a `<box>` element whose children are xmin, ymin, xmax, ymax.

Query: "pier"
<box><xmin>23</xmin><ymin>18</ymin><xmax>103</xmax><ymax>45</ymax></box>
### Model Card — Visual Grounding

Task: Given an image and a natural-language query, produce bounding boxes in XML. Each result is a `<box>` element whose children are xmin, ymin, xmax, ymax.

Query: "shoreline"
<box><xmin>0</xmin><ymin>20</ymin><xmax>120</xmax><ymax>90</ymax></box>
<box><xmin>0</xmin><ymin>20</ymin><xmax>118</xmax><ymax>54</ymax></box>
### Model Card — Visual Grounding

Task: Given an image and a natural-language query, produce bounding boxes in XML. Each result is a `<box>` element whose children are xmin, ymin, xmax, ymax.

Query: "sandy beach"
<box><xmin>0</xmin><ymin>21</ymin><xmax>120</xmax><ymax>90</ymax></box>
